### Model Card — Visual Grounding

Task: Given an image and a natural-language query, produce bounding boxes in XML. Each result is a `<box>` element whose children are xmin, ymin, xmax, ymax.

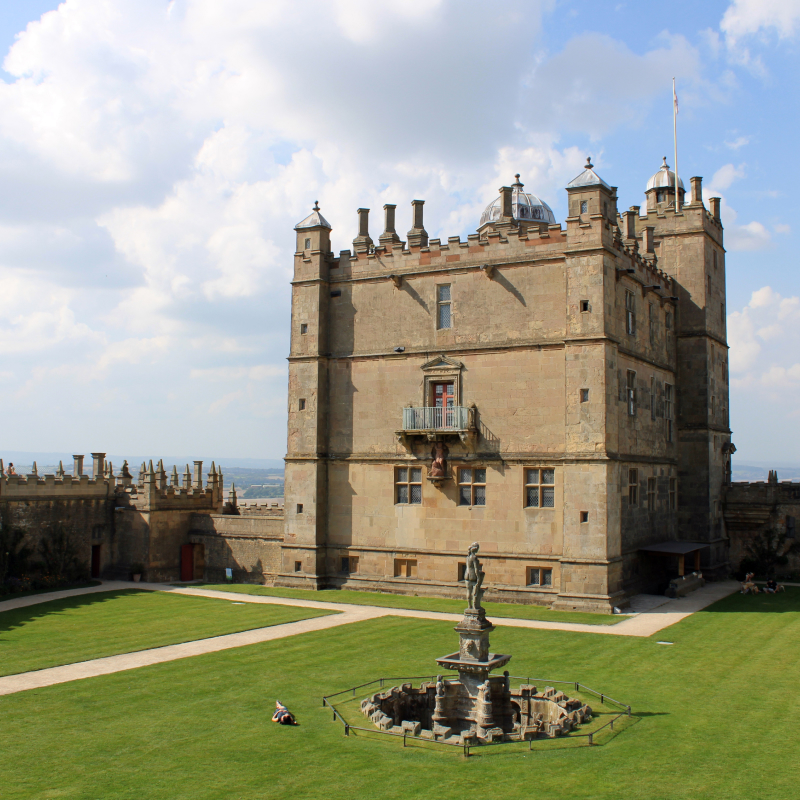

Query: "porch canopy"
<box><xmin>638</xmin><ymin>541</ymin><xmax>709</xmax><ymax>576</ymax></box>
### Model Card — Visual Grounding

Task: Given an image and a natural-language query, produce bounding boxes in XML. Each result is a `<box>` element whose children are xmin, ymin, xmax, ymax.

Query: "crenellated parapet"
<box><xmin>0</xmin><ymin>453</ymin><xmax>223</xmax><ymax>513</ymax></box>
<box><xmin>117</xmin><ymin>458</ymin><xmax>224</xmax><ymax>512</ymax></box>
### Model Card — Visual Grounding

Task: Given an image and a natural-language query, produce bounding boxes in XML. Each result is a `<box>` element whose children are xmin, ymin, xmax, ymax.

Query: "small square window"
<box><xmin>580</xmin><ymin>300</ymin><xmax>590</xmax><ymax>312</ymax></box>
<box><xmin>330</xmin><ymin>290</ymin><xmax>341</xmax><ymax>298</ymax></box>
<box><xmin>294</xmin><ymin>561</ymin><xmax>302</xmax><ymax>573</ymax></box>
<box><xmin>527</xmin><ymin>567</ymin><xmax>553</xmax><ymax>587</ymax></box>
<box><xmin>394</xmin><ymin>558</ymin><xmax>417</xmax><ymax>578</ymax></box>
<box><xmin>296</xmin><ymin>503</ymin><xmax>303</xmax><ymax>514</ymax></box>
<box><xmin>304</xmin><ymin>238</ymin><xmax>311</xmax><ymax>249</ymax></box>
<box><xmin>458</xmin><ymin>467</ymin><xmax>486</xmax><ymax>506</ymax></box>
<box><xmin>580</xmin><ymin>200</ymin><xmax>588</xmax><ymax>214</ymax></box>
<box><xmin>396</xmin><ymin>467</ymin><xmax>422</xmax><ymax>504</ymax></box>
<box><xmin>299</xmin><ymin>398</ymin><xmax>306</xmax><ymax>410</ymax></box>
<box><xmin>300</xmin><ymin>323</ymin><xmax>308</xmax><ymax>334</ymax></box>
<box><xmin>580</xmin><ymin>511</ymin><xmax>589</xmax><ymax>523</ymax></box>
<box><xmin>580</xmin><ymin>389</ymin><xmax>589</xmax><ymax>403</ymax></box>
<box><xmin>525</xmin><ymin>468</ymin><xmax>555</xmax><ymax>508</ymax></box>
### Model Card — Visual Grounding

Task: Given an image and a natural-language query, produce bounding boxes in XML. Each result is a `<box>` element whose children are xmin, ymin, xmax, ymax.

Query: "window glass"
<box><xmin>525</xmin><ymin>468</ymin><xmax>555</xmax><ymax>508</ymax></box>
<box><xmin>396</xmin><ymin>467</ymin><xmax>421</xmax><ymax>504</ymax></box>
<box><xmin>628</xmin><ymin>468</ymin><xmax>638</xmax><ymax>506</ymax></box>
<box><xmin>437</xmin><ymin>285</ymin><xmax>452</xmax><ymax>330</ymax></box>
<box><xmin>542</xmin><ymin>569</ymin><xmax>552</xmax><ymax>587</ymax></box>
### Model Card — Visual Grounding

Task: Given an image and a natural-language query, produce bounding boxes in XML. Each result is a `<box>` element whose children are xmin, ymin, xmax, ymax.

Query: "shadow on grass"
<box><xmin>340</xmin><ymin>714</ymin><xmax>640</xmax><ymax>758</ymax></box>
<box><xmin>699</xmin><ymin>586</ymin><xmax>800</xmax><ymax>614</ymax></box>
<box><xmin>0</xmin><ymin>590</ymin><xmax>148</xmax><ymax>636</ymax></box>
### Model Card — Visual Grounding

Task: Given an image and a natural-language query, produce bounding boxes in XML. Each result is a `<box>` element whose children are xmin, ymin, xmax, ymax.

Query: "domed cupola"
<box><xmin>478</xmin><ymin>174</ymin><xmax>556</xmax><ymax>230</ymax></box>
<box><xmin>645</xmin><ymin>157</ymin><xmax>685</xmax><ymax>211</ymax></box>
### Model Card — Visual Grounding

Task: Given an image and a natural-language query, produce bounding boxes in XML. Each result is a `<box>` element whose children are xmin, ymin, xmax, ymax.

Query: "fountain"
<box><xmin>360</xmin><ymin>543</ymin><xmax>593</xmax><ymax>744</ymax></box>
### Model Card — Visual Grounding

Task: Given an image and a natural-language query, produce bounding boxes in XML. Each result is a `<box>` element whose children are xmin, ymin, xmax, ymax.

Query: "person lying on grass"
<box><xmin>272</xmin><ymin>701</ymin><xmax>296</xmax><ymax>725</ymax></box>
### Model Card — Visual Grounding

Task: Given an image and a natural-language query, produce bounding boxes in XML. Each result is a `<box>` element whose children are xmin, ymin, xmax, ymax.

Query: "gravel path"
<box><xmin>0</xmin><ymin>579</ymin><xmax>739</xmax><ymax>696</ymax></box>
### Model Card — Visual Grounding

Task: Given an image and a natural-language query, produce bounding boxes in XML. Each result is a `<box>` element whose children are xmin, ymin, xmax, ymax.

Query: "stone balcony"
<box><xmin>397</xmin><ymin>406</ymin><xmax>477</xmax><ymax>446</ymax></box>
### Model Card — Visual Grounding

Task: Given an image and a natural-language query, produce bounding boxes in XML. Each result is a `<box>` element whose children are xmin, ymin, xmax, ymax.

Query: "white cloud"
<box><xmin>724</xmin><ymin>135</ymin><xmax>750</xmax><ymax>150</ymax></box>
<box><xmin>729</xmin><ymin>286</ymin><xmax>800</xmax><ymax>375</ymax></box>
<box><xmin>520</xmin><ymin>32</ymin><xmax>702</xmax><ymax>138</ymax></box>
<box><xmin>721</xmin><ymin>0</ymin><xmax>800</xmax><ymax>44</ymax></box>
<box><xmin>720</xmin><ymin>0</ymin><xmax>800</xmax><ymax>73</ymax></box>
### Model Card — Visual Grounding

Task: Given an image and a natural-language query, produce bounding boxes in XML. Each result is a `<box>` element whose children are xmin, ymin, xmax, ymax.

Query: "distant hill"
<box><xmin>732</xmin><ymin>464</ymin><xmax>800</xmax><ymax>482</ymax></box>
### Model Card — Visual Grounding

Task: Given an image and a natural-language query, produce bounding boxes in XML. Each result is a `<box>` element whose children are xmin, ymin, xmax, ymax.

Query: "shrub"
<box><xmin>38</xmin><ymin>524</ymin><xmax>88</xmax><ymax>583</ymax></box>
<box><xmin>739</xmin><ymin>528</ymin><xmax>800</xmax><ymax>579</ymax></box>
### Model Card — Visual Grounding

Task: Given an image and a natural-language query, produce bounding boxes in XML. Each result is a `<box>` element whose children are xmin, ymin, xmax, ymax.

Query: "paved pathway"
<box><xmin>0</xmin><ymin>579</ymin><xmax>739</xmax><ymax>697</ymax></box>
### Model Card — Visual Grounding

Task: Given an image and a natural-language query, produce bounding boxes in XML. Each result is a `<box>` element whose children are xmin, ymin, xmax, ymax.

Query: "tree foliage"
<box><xmin>740</xmin><ymin>527</ymin><xmax>800</xmax><ymax>579</ymax></box>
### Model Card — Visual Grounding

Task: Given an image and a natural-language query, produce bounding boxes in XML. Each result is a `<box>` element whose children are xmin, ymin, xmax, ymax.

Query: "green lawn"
<box><xmin>187</xmin><ymin>582</ymin><xmax>627</xmax><ymax>625</ymax></box>
<box><xmin>0</xmin><ymin>589</ymin><xmax>334</xmax><ymax>676</ymax></box>
<box><xmin>1</xmin><ymin>587</ymin><xmax>798</xmax><ymax>799</ymax></box>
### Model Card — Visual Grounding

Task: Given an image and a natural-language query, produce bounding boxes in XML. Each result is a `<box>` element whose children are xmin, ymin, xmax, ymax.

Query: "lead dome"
<box><xmin>646</xmin><ymin>157</ymin><xmax>685</xmax><ymax>192</ymax></box>
<box><xmin>479</xmin><ymin>175</ymin><xmax>556</xmax><ymax>227</ymax></box>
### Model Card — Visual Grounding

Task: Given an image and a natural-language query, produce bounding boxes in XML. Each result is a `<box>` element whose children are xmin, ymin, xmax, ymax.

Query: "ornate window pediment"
<box><xmin>420</xmin><ymin>354</ymin><xmax>463</xmax><ymax>373</ymax></box>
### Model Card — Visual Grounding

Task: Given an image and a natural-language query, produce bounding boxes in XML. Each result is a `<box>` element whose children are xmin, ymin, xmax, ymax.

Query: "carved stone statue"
<box><xmin>436</xmin><ymin>675</ymin><xmax>445</xmax><ymax>698</ymax></box>
<box><xmin>465</xmin><ymin>542</ymin><xmax>485</xmax><ymax>610</ymax></box>
<box><xmin>429</xmin><ymin>441</ymin><xmax>448</xmax><ymax>479</ymax></box>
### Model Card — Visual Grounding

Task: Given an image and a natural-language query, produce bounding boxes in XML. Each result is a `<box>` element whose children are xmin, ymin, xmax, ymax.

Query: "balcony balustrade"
<box><xmin>401</xmin><ymin>406</ymin><xmax>474</xmax><ymax>433</ymax></box>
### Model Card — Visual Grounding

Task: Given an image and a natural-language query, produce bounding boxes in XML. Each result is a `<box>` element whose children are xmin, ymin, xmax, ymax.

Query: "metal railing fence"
<box><xmin>402</xmin><ymin>406</ymin><xmax>471</xmax><ymax>431</ymax></box>
<box><xmin>322</xmin><ymin>675</ymin><xmax>632</xmax><ymax>758</ymax></box>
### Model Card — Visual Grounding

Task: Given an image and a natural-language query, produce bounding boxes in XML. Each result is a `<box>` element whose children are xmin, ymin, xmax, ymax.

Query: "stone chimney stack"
<box><xmin>379</xmin><ymin>204</ymin><xmax>402</xmax><ymax>247</ymax></box>
<box><xmin>690</xmin><ymin>176</ymin><xmax>703</xmax><ymax>206</ymax></box>
<box><xmin>623</xmin><ymin>209</ymin><xmax>637</xmax><ymax>239</ymax></box>
<box><xmin>353</xmin><ymin>208</ymin><xmax>373</xmax><ymax>252</ymax></box>
<box><xmin>499</xmin><ymin>186</ymin><xmax>513</xmax><ymax>221</ymax></box>
<box><xmin>73</xmin><ymin>454</ymin><xmax>84</xmax><ymax>476</ymax></box>
<box><xmin>406</xmin><ymin>200</ymin><xmax>428</xmax><ymax>248</ymax></box>
<box><xmin>91</xmin><ymin>453</ymin><xmax>105</xmax><ymax>480</ymax></box>
<box><xmin>644</xmin><ymin>226</ymin><xmax>655</xmax><ymax>254</ymax></box>
<box><xmin>709</xmin><ymin>197</ymin><xmax>721</xmax><ymax>220</ymax></box>
<box><xmin>193</xmin><ymin>460</ymin><xmax>203</xmax><ymax>490</ymax></box>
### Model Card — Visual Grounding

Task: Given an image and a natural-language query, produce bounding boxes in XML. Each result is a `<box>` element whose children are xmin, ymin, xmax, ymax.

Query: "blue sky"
<box><xmin>0</xmin><ymin>0</ymin><xmax>798</xmax><ymax>465</ymax></box>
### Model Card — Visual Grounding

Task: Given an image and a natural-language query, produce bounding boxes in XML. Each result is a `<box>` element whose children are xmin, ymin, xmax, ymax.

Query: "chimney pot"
<box><xmin>690</xmin><ymin>176</ymin><xmax>703</xmax><ymax>206</ymax></box>
<box><xmin>407</xmin><ymin>199</ymin><xmax>428</xmax><ymax>248</ymax></box>
<box><xmin>709</xmin><ymin>197</ymin><xmax>721</xmax><ymax>220</ymax></box>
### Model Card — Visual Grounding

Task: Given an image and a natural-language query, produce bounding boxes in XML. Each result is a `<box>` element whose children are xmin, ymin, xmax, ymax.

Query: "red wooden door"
<box><xmin>432</xmin><ymin>382</ymin><xmax>455</xmax><ymax>427</ymax></box>
<box><xmin>180</xmin><ymin>544</ymin><xmax>195</xmax><ymax>581</ymax></box>
<box><xmin>91</xmin><ymin>545</ymin><xmax>101</xmax><ymax>578</ymax></box>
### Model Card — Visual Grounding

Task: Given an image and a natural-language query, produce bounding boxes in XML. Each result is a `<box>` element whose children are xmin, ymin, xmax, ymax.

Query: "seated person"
<box><xmin>272</xmin><ymin>701</ymin><xmax>296</xmax><ymax>725</ymax></box>
<box><xmin>741</xmin><ymin>573</ymin><xmax>758</xmax><ymax>594</ymax></box>
<box><xmin>764</xmin><ymin>579</ymin><xmax>785</xmax><ymax>593</ymax></box>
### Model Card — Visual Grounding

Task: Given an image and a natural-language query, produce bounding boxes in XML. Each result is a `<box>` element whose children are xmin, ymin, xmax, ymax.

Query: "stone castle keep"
<box><xmin>283</xmin><ymin>159</ymin><xmax>732</xmax><ymax>611</ymax></box>
<box><xmin>5</xmin><ymin>159</ymin><xmax>796</xmax><ymax>607</ymax></box>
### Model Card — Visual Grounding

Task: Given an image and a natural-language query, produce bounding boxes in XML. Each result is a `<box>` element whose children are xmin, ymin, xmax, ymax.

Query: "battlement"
<box><xmin>0</xmin><ymin>454</ymin><xmax>224</xmax><ymax>511</ymax></box>
<box><xmin>238</xmin><ymin>501</ymin><xmax>284</xmax><ymax>517</ymax></box>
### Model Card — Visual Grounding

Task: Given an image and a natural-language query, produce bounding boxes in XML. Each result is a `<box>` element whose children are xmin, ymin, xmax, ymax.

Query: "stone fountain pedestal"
<box><xmin>432</xmin><ymin>606</ymin><xmax>513</xmax><ymax>742</ymax></box>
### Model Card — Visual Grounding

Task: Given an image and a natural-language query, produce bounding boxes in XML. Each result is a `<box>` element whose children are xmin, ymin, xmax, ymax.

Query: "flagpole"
<box><xmin>673</xmin><ymin>77</ymin><xmax>680</xmax><ymax>212</ymax></box>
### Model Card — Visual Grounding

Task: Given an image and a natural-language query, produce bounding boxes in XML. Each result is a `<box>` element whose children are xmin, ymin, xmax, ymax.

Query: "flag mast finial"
<box><xmin>673</xmin><ymin>78</ymin><xmax>680</xmax><ymax>213</ymax></box>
